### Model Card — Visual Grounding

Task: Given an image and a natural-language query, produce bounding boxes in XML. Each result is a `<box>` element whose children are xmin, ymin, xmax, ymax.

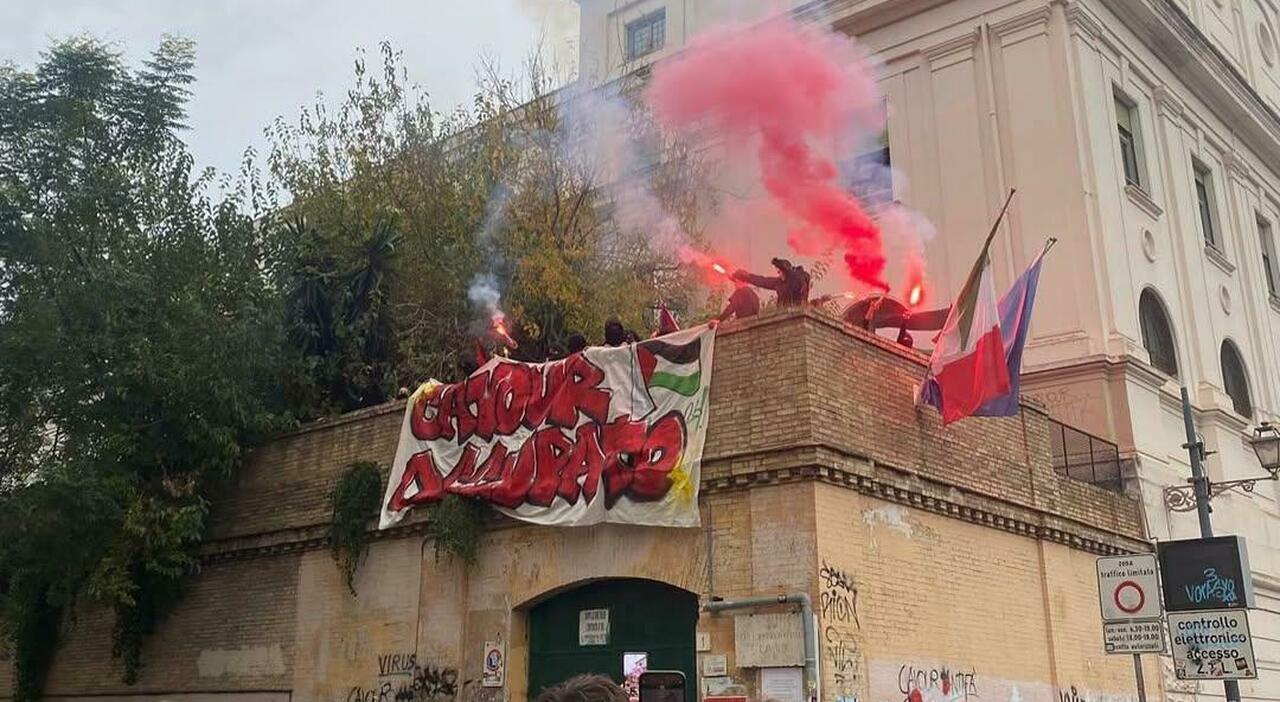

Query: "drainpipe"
<box><xmin>702</xmin><ymin>594</ymin><xmax>819</xmax><ymax>702</ymax></box>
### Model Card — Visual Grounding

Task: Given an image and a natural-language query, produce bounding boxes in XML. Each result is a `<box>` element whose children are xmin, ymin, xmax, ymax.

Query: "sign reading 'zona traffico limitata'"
<box><xmin>1096</xmin><ymin>553</ymin><xmax>1163</xmax><ymax>656</ymax></box>
<box><xmin>1096</xmin><ymin>554</ymin><xmax>1162</xmax><ymax>621</ymax></box>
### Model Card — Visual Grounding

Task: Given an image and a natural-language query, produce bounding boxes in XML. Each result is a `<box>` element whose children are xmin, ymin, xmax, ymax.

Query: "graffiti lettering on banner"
<box><xmin>379</xmin><ymin>327</ymin><xmax>716</xmax><ymax>528</ymax></box>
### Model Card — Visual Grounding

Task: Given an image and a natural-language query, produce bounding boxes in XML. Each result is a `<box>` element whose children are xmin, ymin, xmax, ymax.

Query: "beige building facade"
<box><xmin>575</xmin><ymin>0</ymin><xmax>1280</xmax><ymax>697</ymax></box>
<box><xmin>5</xmin><ymin>312</ymin><xmax>1152</xmax><ymax>702</ymax></box>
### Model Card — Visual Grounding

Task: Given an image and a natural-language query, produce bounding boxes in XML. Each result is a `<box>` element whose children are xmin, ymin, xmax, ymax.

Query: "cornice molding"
<box><xmin>922</xmin><ymin>28</ymin><xmax>982</xmax><ymax>70</ymax></box>
<box><xmin>1152</xmin><ymin>84</ymin><xmax>1188</xmax><ymax>121</ymax></box>
<box><xmin>1065</xmin><ymin>2</ymin><xmax>1105</xmax><ymax>41</ymax></box>
<box><xmin>1024</xmin><ymin>329</ymin><xmax>1092</xmax><ymax>351</ymax></box>
<box><xmin>1023</xmin><ymin>352</ymin><xmax>1173</xmax><ymax>392</ymax></box>
<box><xmin>1065</xmin><ymin>2</ymin><xmax>1126</xmax><ymax>61</ymax></box>
<box><xmin>990</xmin><ymin>6</ymin><xmax>1054</xmax><ymax>41</ymax></box>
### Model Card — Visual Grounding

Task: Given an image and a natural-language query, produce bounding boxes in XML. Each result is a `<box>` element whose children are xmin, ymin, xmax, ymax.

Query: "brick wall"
<box><xmin>12</xmin><ymin>308</ymin><xmax>1151</xmax><ymax>701</ymax></box>
<box><xmin>43</xmin><ymin>553</ymin><xmax>299</xmax><ymax>697</ymax></box>
<box><xmin>813</xmin><ymin>483</ymin><xmax>1156</xmax><ymax>702</ymax></box>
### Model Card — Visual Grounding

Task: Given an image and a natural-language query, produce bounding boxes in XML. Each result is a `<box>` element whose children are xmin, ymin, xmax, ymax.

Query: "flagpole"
<box><xmin>918</xmin><ymin>189</ymin><xmax>1018</xmax><ymax>397</ymax></box>
<box><xmin>980</xmin><ymin>188</ymin><xmax>1018</xmax><ymax>251</ymax></box>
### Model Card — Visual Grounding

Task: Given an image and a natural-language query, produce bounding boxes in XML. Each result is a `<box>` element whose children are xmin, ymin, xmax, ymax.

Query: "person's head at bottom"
<box><xmin>534</xmin><ymin>674</ymin><xmax>628</xmax><ymax>702</ymax></box>
<box><xmin>604</xmin><ymin>317</ymin><xmax>627</xmax><ymax>346</ymax></box>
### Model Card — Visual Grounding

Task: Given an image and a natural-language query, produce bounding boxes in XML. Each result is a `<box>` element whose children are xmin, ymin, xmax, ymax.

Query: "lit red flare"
<box><xmin>491</xmin><ymin>315</ymin><xmax>518</xmax><ymax>349</ymax></box>
<box><xmin>679</xmin><ymin>245</ymin><xmax>736</xmax><ymax>282</ymax></box>
<box><xmin>908</xmin><ymin>283</ymin><xmax>923</xmax><ymax>307</ymax></box>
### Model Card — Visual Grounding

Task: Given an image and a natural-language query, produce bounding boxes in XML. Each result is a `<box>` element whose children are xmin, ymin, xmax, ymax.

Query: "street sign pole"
<box><xmin>1132</xmin><ymin>654</ymin><xmax>1146</xmax><ymax>702</ymax></box>
<box><xmin>1095</xmin><ymin>553</ymin><xmax>1161</xmax><ymax>702</ymax></box>
<box><xmin>1180</xmin><ymin>386</ymin><xmax>1242</xmax><ymax>702</ymax></box>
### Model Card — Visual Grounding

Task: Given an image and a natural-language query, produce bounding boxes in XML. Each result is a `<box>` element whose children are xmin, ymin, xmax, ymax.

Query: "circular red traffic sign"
<box><xmin>1114</xmin><ymin>580</ymin><xmax>1145</xmax><ymax>614</ymax></box>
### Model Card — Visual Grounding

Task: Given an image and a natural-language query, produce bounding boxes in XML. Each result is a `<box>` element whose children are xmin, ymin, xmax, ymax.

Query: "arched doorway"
<box><xmin>527</xmin><ymin>578</ymin><xmax>697</xmax><ymax>699</ymax></box>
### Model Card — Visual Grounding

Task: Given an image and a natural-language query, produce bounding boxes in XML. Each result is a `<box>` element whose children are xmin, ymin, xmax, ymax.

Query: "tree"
<box><xmin>266</xmin><ymin>45</ymin><xmax>716</xmax><ymax>399</ymax></box>
<box><xmin>0</xmin><ymin>37</ymin><xmax>287</xmax><ymax>696</ymax></box>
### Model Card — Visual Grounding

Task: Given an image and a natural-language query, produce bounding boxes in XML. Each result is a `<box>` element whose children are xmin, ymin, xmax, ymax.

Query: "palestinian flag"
<box><xmin>920</xmin><ymin>218</ymin><xmax>1012</xmax><ymax>424</ymax></box>
<box><xmin>637</xmin><ymin>334</ymin><xmax>703</xmax><ymax>396</ymax></box>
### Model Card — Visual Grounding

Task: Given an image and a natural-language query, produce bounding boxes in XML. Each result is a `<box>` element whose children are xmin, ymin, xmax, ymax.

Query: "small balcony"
<box><xmin>1048</xmin><ymin>419</ymin><xmax>1124</xmax><ymax>494</ymax></box>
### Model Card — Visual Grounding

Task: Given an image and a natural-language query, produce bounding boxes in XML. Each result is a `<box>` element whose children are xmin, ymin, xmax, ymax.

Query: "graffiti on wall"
<box><xmin>872</xmin><ymin>662</ymin><xmax>1090</xmax><ymax>702</ymax></box>
<box><xmin>1056</xmin><ymin>686</ymin><xmax>1135</xmax><ymax>702</ymax></box>
<box><xmin>1027</xmin><ymin>387</ymin><xmax>1095</xmax><ymax>428</ymax></box>
<box><xmin>872</xmin><ymin>661</ymin><xmax>1088</xmax><ymax>702</ymax></box>
<box><xmin>818</xmin><ymin>559</ymin><xmax>864</xmax><ymax>702</ymax></box>
<box><xmin>346</xmin><ymin>653</ymin><xmax>459</xmax><ymax>702</ymax></box>
<box><xmin>825</xmin><ymin>624</ymin><xmax>863</xmax><ymax>701</ymax></box>
<box><xmin>896</xmin><ymin>664</ymin><xmax>979</xmax><ymax>702</ymax></box>
<box><xmin>820</xmin><ymin>561</ymin><xmax>860</xmax><ymax>629</ymax></box>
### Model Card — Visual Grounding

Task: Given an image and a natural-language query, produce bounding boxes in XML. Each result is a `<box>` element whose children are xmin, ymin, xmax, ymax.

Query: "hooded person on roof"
<box><xmin>733</xmin><ymin>257</ymin><xmax>812</xmax><ymax>307</ymax></box>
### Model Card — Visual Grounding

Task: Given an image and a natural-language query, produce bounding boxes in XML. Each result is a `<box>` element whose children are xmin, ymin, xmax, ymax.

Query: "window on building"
<box><xmin>846</xmin><ymin>103</ymin><xmax>893</xmax><ymax>212</ymax></box>
<box><xmin>1139</xmin><ymin>289</ymin><xmax>1179</xmax><ymax>377</ymax></box>
<box><xmin>1115</xmin><ymin>91</ymin><xmax>1144</xmax><ymax>188</ymax></box>
<box><xmin>1259</xmin><ymin>216</ymin><xmax>1278</xmax><ymax>297</ymax></box>
<box><xmin>1193</xmin><ymin>161</ymin><xmax>1220</xmax><ymax>249</ymax></box>
<box><xmin>626</xmin><ymin>10</ymin><xmax>666</xmax><ymax>60</ymax></box>
<box><xmin>1220</xmin><ymin>340</ymin><xmax>1253</xmax><ymax>417</ymax></box>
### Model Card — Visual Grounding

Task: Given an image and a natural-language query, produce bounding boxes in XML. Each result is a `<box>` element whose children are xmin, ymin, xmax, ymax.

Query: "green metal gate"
<box><xmin>527</xmin><ymin>578</ymin><xmax>697</xmax><ymax>699</ymax></box>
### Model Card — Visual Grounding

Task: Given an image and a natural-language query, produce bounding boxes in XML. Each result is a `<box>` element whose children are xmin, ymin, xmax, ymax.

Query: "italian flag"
<box><xmin>922</xmin><ymin>228</ymin><xmax>1011</xmax><ymax>424</ymax></box>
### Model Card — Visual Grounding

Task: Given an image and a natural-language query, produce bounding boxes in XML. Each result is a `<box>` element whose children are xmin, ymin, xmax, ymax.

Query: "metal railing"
<box><xmin>1048</xmin><ymin>419</ymin><xmax>1124</xmax><ymax>493</ymax></box>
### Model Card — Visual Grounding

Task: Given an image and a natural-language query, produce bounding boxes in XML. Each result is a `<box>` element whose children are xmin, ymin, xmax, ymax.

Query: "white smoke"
<box><xmin>467</xmin><ymin>273</ymin><xmax>504</xmax><ymax>320</ymax></box>
<box><xmin>555</xmin><ymin>83</ymin><xmax>691</xmax><ymax>255</ymax></box>
<box><xmin>467</xmin><ymin>183</ymin><xmax>515</xmax><ymax>333</ymax></box>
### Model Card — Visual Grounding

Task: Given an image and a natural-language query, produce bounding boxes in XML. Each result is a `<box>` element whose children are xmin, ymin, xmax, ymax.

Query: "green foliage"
<box><xmin>279</xmin><ymin>215</ymin><xmax>401</xmax><ymax>418</ymax></box>
<box><xmin>0</xmin><ymin>37</ymin><xmax>288</xmax><ymax>693</ymax></box>
<box><xmin>266</xmin><ymin>45</ymin><xmax>716</xmax><ymax>385</ymax></box>
<box><xmin>329</xmin><ymin>462</ymin><xmax>384</xmax><ymax>594</ymax></box>
<box><xmin>428</xmin><ymin>494</ymin><xmax>486</xmax><ymax>564</ymax></box>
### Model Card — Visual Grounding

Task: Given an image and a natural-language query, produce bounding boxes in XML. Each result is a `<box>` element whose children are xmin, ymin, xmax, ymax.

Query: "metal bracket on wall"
<box><xmin>1162</xmin><ymin>476</ymin><xmax>1272</xmax><ymax>512</ymax></box>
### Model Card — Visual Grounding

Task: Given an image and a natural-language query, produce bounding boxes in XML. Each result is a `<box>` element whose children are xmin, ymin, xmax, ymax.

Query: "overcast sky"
<box><xmin>2</xmin><ymin>0</ymin><xmax>579</xmax><ymax>179</ymax></box>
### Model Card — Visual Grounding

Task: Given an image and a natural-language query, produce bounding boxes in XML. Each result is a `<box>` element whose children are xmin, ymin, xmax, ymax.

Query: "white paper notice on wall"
<box><xmin>734</xmin><ymin>612</ymin><xmax>804</xmax><ymax>667</ymax></box>
<box><xmin>760</xmin><ymin>667</ymin><xmax>804</xmax><ymax>702</ymax></box>
<box><xmin>579</xmin><ymin>609</ymin><xmax>610</xmax><ymax>646</ymax></box>
<box><xmin>702</xmin><ymin>654</ymin><xmax>728</xmax><ymax>677</ymax></box>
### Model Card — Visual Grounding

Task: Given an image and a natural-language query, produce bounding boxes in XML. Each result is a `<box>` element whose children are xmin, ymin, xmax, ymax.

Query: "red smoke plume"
<box><xmin>647</xmin><ymin>16</ymin><xmax>890</xmax><ymax>290</ymax></box>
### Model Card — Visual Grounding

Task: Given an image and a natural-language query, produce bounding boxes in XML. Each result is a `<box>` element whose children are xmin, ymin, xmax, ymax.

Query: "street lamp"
<box><xmin>1164</xmin><ymin>419</ymin><xmax>1280</xmax><ymax>512</ymax></box>
<box><xmin>1248</xmin><ymin>422</ymin><xmax>1280</xmax><ymax>477</ymax></box>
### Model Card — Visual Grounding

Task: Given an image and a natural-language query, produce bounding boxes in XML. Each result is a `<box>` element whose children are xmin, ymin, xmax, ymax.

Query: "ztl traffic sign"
<box><xmin>1097</xmin><ymin>554</ymin><xmax>1162</xmax><ymax>622</ymax></box>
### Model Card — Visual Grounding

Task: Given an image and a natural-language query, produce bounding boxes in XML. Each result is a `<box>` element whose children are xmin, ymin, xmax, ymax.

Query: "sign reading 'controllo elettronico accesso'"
<box><xmin>379</xmin><ymin>326</ymin><xmax>716</xmax><ymax>529</ymax></box>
